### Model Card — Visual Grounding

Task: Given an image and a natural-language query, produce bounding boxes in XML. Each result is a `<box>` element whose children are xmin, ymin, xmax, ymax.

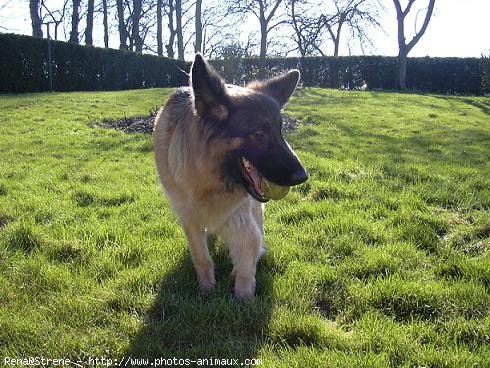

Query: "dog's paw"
<box><xmin>199</xmin><ymin>283</ymin><xmax>215</xmax><ymax>297</ymax></box>
<box><xmin>234</xmin><ymin>275</ymin><xmax>256</xmax><ymax>300</ymax></box>
<box><xmin>196</xmin><ymin>267</ymin><xmax>216</xmax><ymax>294</ymax></box>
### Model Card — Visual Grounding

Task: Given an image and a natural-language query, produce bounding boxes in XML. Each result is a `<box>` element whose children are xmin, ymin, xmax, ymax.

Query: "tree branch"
<box><xmin>403</xmin><ymin>0</ymin><xmax>416</xmax><ymax>17</ymax></box>
<box><xmin>406</xmin><ymin>0</ymin><xmax>435</xmax><ymax>51</ymax></box>
<box><xmin>266</xmin><ymin>0</ymin><xmax>283</xmax><ymax>23</ymax></box>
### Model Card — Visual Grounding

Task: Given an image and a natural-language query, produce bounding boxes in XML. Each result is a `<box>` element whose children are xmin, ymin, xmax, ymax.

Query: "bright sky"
<box><xmin>371</xmin><ymin>0</ymin><xmax>490</xmax><ymax>57</ymax></box>
<box><xmin>0</xmin><ymin>0</ymin><xmax>489</xmax><ymax>59</ymax></box>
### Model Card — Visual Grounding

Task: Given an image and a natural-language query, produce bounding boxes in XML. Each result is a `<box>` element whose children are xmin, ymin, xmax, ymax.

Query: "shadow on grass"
<box><xmin>294</xmin><ymin>88</ymin><xmax>359</xmax><ymax>107</ymax></box>
<box><xmin>462</xmin><ymin>99</ymin><xmax>490</xmax><ymax>116</ymax></box>
<box><xmin>332</xmin><ymin>120</ymin><xmax>489</xmax><ymax>167</ymax></box>
<box><xmin>430</xmin><ymin>94</ymin><xmax>490</xmax><ymax>116</ymax></box>
<box><xmin>126</xmin><ymin>240</ymin><xmax>274</xmax><ymax>362</ymax></box>
<box><xmin>296</xmin><ymin>88</ymin><xmax>490</xmax><ymax>115</ymax></box>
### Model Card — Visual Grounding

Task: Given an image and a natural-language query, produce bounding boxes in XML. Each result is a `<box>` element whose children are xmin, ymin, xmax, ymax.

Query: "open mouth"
<box><xmin>240</xmin><ymin>157</ymin><xmax>270</xmax><ymax>203</ymax></box>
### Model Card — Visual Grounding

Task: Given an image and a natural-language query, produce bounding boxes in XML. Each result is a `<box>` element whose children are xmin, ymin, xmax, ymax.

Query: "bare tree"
<box><xmin>138</xmin><ymin>2</ymin><xmax>159</xmax><ymax>53</ymax></box>
<box><xmin>194</xmin><ymin>0</ymin><xmax>203</xmax><ymax>53</ymax></box>
<box><xmin>102</xmin><ymin>0</ymin><xmax>109</xmax><ymax>47</ymax></box>
<box><xmin>322</xmin><ymin>0</ymin><xmax>380</xmax><ymax>56</ymax></box>
<box><xmin>201</xmin><ymin>4</ymin><xmax>240</xmax><ymax>58</ymax></box>
<box><xmin>69</xmin><ymin>0</ymin><xmax>81</xmax><ymax>43</ymax></box>
<box><xmin>85</xmin><ymin>0</ymin><xmax>95</xmax><ymax>45</ymax></box>
<box><xmin>289</xmin><ymin>0</ymin><xmax>380</xmax><ymax>58</ymax></box>
<box><xmin>157</xmin><ymin>0</ymin><xmax>163</xmax><ymax>56</ymax></box>
<box><xmin>215</xmin><ymin>35</ymin><xmax>257</xmax><ymax>60</ymax></box>
<box><xmin>165</xmin><ymin>0</ymin><xmax>176</xmax><ymax>57</ymax></box>
<box><xmin>132</xmin><ymin>0</ymin><xmax>143</xmax><ymax>52</ymax></box>
<box><xmin>289</xmin><ymin>0</ymin><xmax>325</xmax><ymax>58</ymax></box>
<box><xmin>116</xmin><ymin>0</ymin><xmax>128</xmax><ymax>49</ymax></box>
<box><xmin>228</xmin><ymin>0</ymin><xmax>288</xmax><ymax>77</ymax></box>
<box><xmin>40</xmin><ymin>0</ymin><xmax>69</xmax><ymax>40</ymax></box>
<box><xmin>29</xmin><ymin>0</ymin><xmax>43</xmax><ymax>37</ymax></box>
<box><xmin>175</xmin><ymin>0</ymin><xmax>184</xmax><ymax>59</ymax></box>
<box><xmin>393</xmin><ymin>0</ymin><xmax>436</xmax><ymax>89</ymax></box>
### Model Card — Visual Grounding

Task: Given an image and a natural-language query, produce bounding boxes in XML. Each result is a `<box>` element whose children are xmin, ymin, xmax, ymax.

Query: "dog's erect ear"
<box><xmin>191</xmin><ymin>54</ymin><xmax>230</xmax><ymax>121</ymax></box>
<box><xmin>248</xmin><ymin>70</ymin><xmax>300</xmax><ymax>107</ymax></box>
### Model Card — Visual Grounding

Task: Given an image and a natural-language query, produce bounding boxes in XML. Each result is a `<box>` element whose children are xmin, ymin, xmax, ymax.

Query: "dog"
<box><xmin>154</xmin><ymin>54</ymin><xmax>308</xmax><ymax>299</ymax></box>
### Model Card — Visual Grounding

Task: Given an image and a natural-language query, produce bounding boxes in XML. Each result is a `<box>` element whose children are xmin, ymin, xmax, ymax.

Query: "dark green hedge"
<box><xmin>212</xmin><ymin>56</ymin><xmax>489</xmax><ymax>95</ymax></box>
<box><xmin>483</xmin><ymin>56</ymin><xmax>490</xmax><ymax>93</ymax></box>
<box><xmin>0</xmin><ymin>33</ymin><xmax>190</xmax><ymax>93</ymax></box>
<box><xmin>1</xmin><ymin>33</ymin><xmax>488</xmax><ymax>95</ymax></box>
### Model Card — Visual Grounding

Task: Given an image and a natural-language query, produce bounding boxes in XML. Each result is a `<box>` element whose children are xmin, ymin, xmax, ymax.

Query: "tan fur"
<box><xmin>154</xmin><ymin>55</ymin><xmax>304</xmax><ymax>299</ymax></box>
<box><xmin>154</xmin><ymin>89</ymin><xmax>264</xmax><ymax>298</ymax></box>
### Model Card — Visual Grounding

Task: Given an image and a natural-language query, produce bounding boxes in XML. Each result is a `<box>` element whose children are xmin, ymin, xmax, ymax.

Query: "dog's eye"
<box><xmin>255</xmin><ymin>130</ymin><xmax>265</xmax><ymax>138</ymax></box>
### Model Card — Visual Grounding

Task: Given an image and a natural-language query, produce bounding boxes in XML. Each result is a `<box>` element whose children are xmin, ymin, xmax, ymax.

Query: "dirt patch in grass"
<box><xmin>98</xmin><ymin>116</ymin><xmax>156</xmax><ymax>134</ymax></box>
<box><xmin>281</xmin><ymin>115</ymin><xmax>300</xmax><ymax>133</ymax></box>
<box><xmin>97</xmin><ymin>113</ymin><xmax>301</xmax><ymax>134</ymax></box>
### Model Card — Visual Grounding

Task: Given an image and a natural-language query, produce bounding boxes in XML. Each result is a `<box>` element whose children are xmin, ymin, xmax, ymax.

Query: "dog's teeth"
<box><xmin>242</xmin><ymin>157</ymin><xmax>251</xmax><ymax>172</ymax></box>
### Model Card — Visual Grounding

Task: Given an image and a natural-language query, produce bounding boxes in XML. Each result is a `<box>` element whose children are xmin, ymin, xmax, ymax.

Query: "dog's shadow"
<box><xmin>126</xmin><ymin>236</ymin><xmax>274</xmax><ymax>361</ymax></box>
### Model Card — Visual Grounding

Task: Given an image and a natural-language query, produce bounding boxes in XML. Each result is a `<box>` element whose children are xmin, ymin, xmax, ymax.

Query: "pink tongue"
<box><xmin>249</xmin><ymin>165</ymin><xmax>263</xmax><ymax>195</ymax></box>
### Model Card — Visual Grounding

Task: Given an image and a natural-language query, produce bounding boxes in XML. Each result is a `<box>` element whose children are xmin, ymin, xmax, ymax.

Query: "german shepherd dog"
<box><xmin>154</xmin><ymin>54</ymin><xmax>308</xmax><ymax>299</ymax></box>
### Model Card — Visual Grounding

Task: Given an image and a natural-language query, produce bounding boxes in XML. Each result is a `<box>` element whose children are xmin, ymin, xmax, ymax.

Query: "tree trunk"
<box><xmin>333</xmin><ymin>20</ymin><xmax>343</xmax><ymax>57</ymax></box>
<box><xmin>291</xmin><ymin>0</ymin><xmax>305</xmax><ymax>58</ymax></box>
<box><xmin>29</xmin><ymin>0</ymin><xmax>43</xmax><ymax>38</ymax></box>
<box><xmin>102</xmin><ymin>0</ymin><xmax>109</xmax><ymax>48</ymax></box>
<box><xmin>333</xmin><ymin>39</ymin><xmax>340</xmax><ymax>57</ymax></box>
<box><xmin>393</xmin><ymin>0</ymin><xmax>435</xmax><ymax>90</ymax></box>
<box><xmin>194</xmin><ymin>0</ymin><xmax>203</xmax><ymax>53</ymax></box>
<box><xmin>166</xmin><ymin>0</ymin><xmax>175</xmax><ymax>58</ymax></box>
<box><xmin>157</xmin><ymin>0</ymin><xmax>163</xmax><ymax>56</ymax></box>
<box><xmin>69</xmin><ymin>0</ymin><xmax>81</xmax><ymax>43</ymax></box>
<box><xmin>394</xmin><ymin>2</ymin><xmax>406</xmax><ymax>90</ymax></box>
<box><xmin>397</xmin><ymin>49</ymin><xmax>408</xmax><ymax>90</ymax></box>
<box><xmin>132</xmin><ymin>0</ymin><xmax>143</xmax><ymax>53</ymax></box>
<box><xmin>116</xmin><ymin>0</ymin><xmax>127</xmax><ymax>50</ymax></box>
<box><xmin>176</xmin><ymin>0</ymin><xmax>184</xmax><ymax>60</ymax></box>
<box><xmin>85</xmin><ymin>0</ymin><xmax>95</xmax><ymax>45</ymax></box>
<box><xmin>259</xmin><ymin>16</ymin><xmax>267</xmax><ymax>78</ymax></box>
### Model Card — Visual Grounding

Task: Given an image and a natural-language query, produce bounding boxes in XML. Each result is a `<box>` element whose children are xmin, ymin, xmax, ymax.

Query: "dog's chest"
<box><xmin>187</xmin><ymin>189</ymin><xmax>248</xmax><ymax>232</ymax></box>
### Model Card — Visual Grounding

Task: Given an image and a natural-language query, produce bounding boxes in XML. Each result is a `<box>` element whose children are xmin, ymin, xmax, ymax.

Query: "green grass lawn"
<box><xmin>0</xmin><ymin>88</ymin><xmax>489</xmax><ymax>367</ymax></box>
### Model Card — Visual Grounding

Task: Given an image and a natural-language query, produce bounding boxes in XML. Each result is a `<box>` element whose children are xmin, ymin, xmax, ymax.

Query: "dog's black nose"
<box><xmin>290</xmin><ymin>168</ymin><xmax>308</xmax><ymax>185</ymax></box>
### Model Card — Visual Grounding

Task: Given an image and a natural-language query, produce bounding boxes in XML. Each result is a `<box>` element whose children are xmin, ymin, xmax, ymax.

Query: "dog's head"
<box><xmin>190</xmin><ymin>54</ymin><xmax>308</xmax><ymax>202</ymax></box>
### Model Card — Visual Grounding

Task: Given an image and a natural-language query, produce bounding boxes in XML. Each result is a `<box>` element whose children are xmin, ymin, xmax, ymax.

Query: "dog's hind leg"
<box><xmin>182</xmin><ymin>223</ymin><xmax>215</xmax><ymax>293</ymax></box>
<box><xmin>218</xmin><ymin>204</ymin><xmax>264</xmax><ymax>299</ymax></box>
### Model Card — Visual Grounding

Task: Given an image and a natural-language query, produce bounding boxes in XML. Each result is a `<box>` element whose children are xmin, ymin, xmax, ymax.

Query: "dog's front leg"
<box><xmin>218</xmin><ymin>208</ymin><xmax>264</xmax><ymax>299</ymax></box>
<box><xmin>182</xmin><ymin>223</ymin><xmax>215</xmax><ymax>293</ymax></box>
